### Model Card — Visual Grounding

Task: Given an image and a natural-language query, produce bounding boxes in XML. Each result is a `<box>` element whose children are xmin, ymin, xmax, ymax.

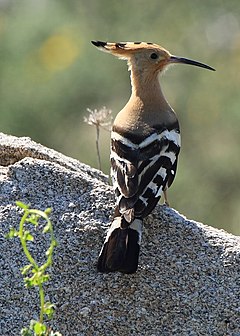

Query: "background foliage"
<box><xmin>0</xmin><ymin>0</ymin><xmax>239</xmax><ymax>234</ymax></box>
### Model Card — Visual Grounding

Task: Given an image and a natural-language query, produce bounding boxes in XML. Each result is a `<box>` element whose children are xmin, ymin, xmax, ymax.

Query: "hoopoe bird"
<box><xmin>92</xmin><ymin>40</ymin><xmax>215</xmax><ymax>273</ymax></box>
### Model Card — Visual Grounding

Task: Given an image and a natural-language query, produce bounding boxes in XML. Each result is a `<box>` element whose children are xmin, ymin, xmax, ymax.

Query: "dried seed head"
<box><xmin>84</xmin><ymin>107</ymin><xmax>113</xmax><ymax>131</ymax></box>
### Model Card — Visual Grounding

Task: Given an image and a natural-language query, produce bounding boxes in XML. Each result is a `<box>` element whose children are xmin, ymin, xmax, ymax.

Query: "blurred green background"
<box><xmin>0</xmin><ymin>0</ymin><xmax>239</xmax><ymax>235</ymax></box>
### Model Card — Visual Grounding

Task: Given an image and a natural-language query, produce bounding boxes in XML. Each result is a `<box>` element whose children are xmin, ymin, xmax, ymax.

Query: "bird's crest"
<box><xmin>91</xmin><ymin>41</ymin><xmax>169</xmax><ymax>58</ymax></box>
<box><xmin>92</xmin><ymin>40</ymin><xmax>215</xmax><ymax>72</ymax></box>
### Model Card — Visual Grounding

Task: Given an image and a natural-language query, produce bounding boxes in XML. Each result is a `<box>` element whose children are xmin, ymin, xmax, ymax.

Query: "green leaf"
<box><xmin>25</xmin><ymin>270</ymin><xmax>50</xmax><ymax>287</ymax></box>
<box><xmin>5</xmin><ymin>227</ymin><xmax>19</xmax><ymax>239</ymax></box>
<box><xmin>24</xmin><ymin>273</ymin><xmax>40</xmax><ymax>287</ymax></box>
<box><xmin>24</xmin><ymin>277</ymin><xmax>35</xmax><ymax>288</ymax></box>
<box><xmin>16</xmin><ymin>201</ymin><xmax>29</xmax><ymax>210</ymax></box>
<box><xmin>44</xmin><ymin>208</ymin><xmax>52</xmax><ymax>215</ymax></box>
<box><xmin>33</xmin><ymin>321</ymin><xmax>47</xmax><ymax>335</ymax></box>
<box><xmin>21</xmin><ymin>264</ymin><xmax>33</xmax><ymax>275</ymax></box>
<box><xmin>39</xmin><ymin>274</ymin><xmax>50</xmax><ymax>284</ymax></box>
<box><xmin>43</xmin><ymin>302</ymin><xmax>55</xmax><ymax>318</ymax></box>
<box><xmin>24</xmin><ymin>231</ymin><xmax>34</xmax><ymax>241</ymax></box>
<box><xmin>27</xmin><ymin>214</ymin><xmax>40</xmax><ymax>226</ymax></box>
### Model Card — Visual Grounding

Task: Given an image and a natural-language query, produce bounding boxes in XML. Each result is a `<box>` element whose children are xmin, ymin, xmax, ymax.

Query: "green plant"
<box><xmin>6</xmin><ymin>201</ymin><xmax>61</xmax><ymax>336</ymax></box>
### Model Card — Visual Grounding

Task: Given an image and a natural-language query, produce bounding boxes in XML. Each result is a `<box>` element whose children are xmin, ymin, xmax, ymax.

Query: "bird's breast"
<box><xmin>113</xmin><ymin>102</ymin><xmax>179</xmax><ymax>143</ymax></box>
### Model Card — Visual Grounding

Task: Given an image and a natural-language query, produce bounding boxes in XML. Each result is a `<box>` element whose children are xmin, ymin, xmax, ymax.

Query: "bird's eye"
<box><xmin>150</xmin><ymin>53</ymin><xmax>158</xmax><ymax>60</ymax></box>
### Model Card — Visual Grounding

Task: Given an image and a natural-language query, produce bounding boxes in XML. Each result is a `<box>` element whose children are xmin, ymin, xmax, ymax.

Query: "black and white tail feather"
<box><xmin>97</xmin><ymin>214</ymin><xmax>142</xmax><ymax>273</ymax></box>
<box><xmin>97</xmin><ymin>123</ymin><xmax>180</xmax><ymax>273</ymax></box>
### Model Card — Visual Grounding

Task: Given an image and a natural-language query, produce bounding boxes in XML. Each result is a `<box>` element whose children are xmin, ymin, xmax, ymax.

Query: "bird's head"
<box><xmin>91</xmin><ymin>40</ymin><xmax>215</xmax><ymax>75</ymax></box>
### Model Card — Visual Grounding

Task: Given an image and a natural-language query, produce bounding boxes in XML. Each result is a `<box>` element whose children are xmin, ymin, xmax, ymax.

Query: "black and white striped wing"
<box><xmin>111</xmin><ymin>127</ymin><xmax>181</xmax><ymax>220</ymax></box>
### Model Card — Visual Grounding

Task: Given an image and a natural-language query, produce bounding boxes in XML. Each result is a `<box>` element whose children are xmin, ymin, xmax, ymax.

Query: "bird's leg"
<box><xmin>163</xmin><ymin>189</ymin><xmax>170</xmax><ymax>207</ymax></box>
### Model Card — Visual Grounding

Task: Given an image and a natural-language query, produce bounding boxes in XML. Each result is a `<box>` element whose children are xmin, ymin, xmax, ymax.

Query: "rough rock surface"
<box><xmin>0</xmin><ymin>132</ymin><xmax>239</xmax><ymax>336</ymax></box>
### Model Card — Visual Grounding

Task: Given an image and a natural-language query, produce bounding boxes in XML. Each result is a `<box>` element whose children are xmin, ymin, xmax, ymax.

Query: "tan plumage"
<box><xmin>92</xmin><ymin>40</ymin><xmax>215</xmax><ymax>273</ymax></box>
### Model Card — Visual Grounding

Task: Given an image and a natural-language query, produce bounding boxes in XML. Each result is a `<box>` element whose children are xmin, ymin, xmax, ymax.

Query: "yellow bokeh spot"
<box><xmin>39</xmin><ymin>33</ymin><xmax>79</xmax><ymax>72</ymax></box>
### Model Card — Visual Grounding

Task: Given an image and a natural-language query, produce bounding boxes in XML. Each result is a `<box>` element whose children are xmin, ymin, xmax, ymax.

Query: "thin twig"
<box><xmin>96</xmin><ymin>124</ymin><xmax>101</xmax><ymax>171</ymax></box>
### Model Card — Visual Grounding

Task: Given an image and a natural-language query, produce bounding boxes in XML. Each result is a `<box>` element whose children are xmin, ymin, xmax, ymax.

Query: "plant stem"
<box><xmin>19</xmin><ymin>209</ymin><xmax>45</xmax><ymax>323</ymax></box>
<box><xmin>96</xmin><ymin>124</ymin><xmax>102</xmax><ymax>171</ymax></box>
<box><xmin>39</xmin><ymin>283</ymin><xmax>45</xmax><ymax>324</ymax></box>
<box><xmin>12</xmin><ymin>203</ymin><xmax>60</xmax><ymax>334</ymax></box>
<box><xmin>19</xmin><ymin>211</ymin><xmax>38</xmax><ymax>269</ymax></box>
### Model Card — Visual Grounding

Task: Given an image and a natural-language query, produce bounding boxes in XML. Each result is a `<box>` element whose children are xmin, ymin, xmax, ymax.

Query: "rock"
<box><xmin>0</xmin><ymin>132</ymin><xmax>239</xmax><ymax>336</ymax></box>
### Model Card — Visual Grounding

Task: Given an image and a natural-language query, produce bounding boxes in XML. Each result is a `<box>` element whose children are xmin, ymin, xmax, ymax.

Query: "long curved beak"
<box><xmin>170</xmin><ymin>55</ymin><xmax>215</xmax><ymax>71</ymax></box>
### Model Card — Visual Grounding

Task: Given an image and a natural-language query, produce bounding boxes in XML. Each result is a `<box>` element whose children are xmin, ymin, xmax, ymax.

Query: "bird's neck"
<box><xmin>113</xmin><ymin>67</ymin><xmax>175</xmax><ymax>136</ymax></box>
<box><xmin>129</xmin><ymin>68</ymin><xmax>169</xmax><ymax>110</ymax></box>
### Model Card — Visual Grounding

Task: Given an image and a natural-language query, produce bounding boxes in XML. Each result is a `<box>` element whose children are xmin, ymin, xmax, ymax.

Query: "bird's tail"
<box><xmin>97</xmin><ymin>216</ymin><xmax>143</xmax><ymax>274</ymax></box>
